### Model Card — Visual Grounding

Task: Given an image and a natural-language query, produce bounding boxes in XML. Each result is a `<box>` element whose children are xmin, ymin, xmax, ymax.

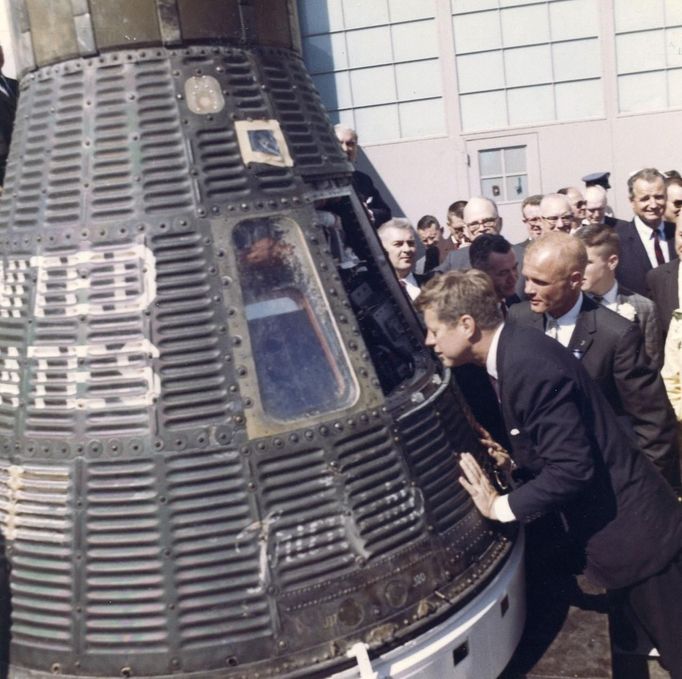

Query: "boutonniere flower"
<box><xmin>616</xmin><ymin>302</ymin><xmax>637</xmax><ymax>322</ymax></box>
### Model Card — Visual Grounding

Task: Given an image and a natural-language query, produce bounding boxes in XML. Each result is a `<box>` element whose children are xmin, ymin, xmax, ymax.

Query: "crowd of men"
<box><xmin>335</xmin><ymin>126</ymin><xmax>682</xmax><ymax>677</ymax></box>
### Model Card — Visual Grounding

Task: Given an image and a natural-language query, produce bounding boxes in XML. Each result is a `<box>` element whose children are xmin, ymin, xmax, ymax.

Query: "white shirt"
<box><xmin>485</xmin><ymin>324</ymin><xmax>516</xmax><ymax>523</ymax></box>
<box><xmin>634</xmin><ymin>216</ymin><xmax>671</xmax><ymax>267</ymax></box>
<box><xmin>401</xmin><ymin>272</ymin><xmax>421</xmax><ymax>301</ymax></box>
<box><xmin>544</xmin><ymin>293</ymin><xmax>583</xmax><ymax>348</ymax></box>
<box><xmin>485</xmin><ymin>322</ymin><xmax>504</xmax><ymax>381</ymax></box>
<box><xmin>597</xmin><ymin>280</ymin><xmax>619</xmax><ymax>311</ymax></box>
<box><xmin>0</xmin><ymin>75</ymin><xmax>10</xmax><ymax>98</ymax></box>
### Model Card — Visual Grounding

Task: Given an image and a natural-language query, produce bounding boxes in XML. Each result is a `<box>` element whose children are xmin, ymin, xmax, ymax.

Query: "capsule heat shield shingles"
<box><xmin>0</xmin><ymin>3</ymin><xmax>517</xmax><ymax>677</ymax></box>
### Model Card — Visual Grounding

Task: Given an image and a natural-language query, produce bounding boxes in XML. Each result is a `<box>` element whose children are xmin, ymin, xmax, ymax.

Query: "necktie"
<box><xmin>652</xmin><ymin>228</ymin><xmax>665</xmax><ymax>266</ymax></box>
<box><xmin>546</xmin><ymin>317</ymin><xmax>559</xmax><ymax>340</ymax></box>
<box><xmin>591</xmin><ymin>294</ymin><xmax>603</xmax><ymax>304</ymax></box>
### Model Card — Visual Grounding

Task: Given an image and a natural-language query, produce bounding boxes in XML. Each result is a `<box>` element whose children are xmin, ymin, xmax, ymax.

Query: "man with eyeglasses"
<box><xmin>439</xmin><ymin>200</ymin><xmax>470</xmax><ymax>259</ymax></box>
<box><xmin>584</xmin><ymin>185</ymin><xmax>621</xmax><ymax>228</ymax></box>
<box><xmin>557</xmin><ymin>186</ymin><xmax>587</xmax><ymax>232</ymax></box>
<box><xmin>520</xmin><ymin>194</ymin><xmax>543</xmax><ymax>246</ymax></box>
<box><xmin>615</xmin><ymin>168</ymin><xmax>678</xmax><ymax>297</ymax></box>
<box><xmin>438</xmin><ymin>196</ymin><xmax>504</xmax><ymax>272</ymax></box>
<box><xmin>665</xmin><ymin>176</ymin><xmax>682</xmax><ymax>225</ymax></box>
<box><xmin>539</xmin><ymin>193</ymin><xmax>574</xmax><ymax>234</ymax></box>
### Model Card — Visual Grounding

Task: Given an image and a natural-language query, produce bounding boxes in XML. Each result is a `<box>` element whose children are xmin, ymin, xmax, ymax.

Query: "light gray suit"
<box><xmin>612</xmin><ymin>285</ymin><xmax>664</xmax><ymax>369</ymax></box>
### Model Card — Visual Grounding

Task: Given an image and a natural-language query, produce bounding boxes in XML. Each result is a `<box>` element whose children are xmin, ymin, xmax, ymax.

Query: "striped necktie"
<box><xmin>652</xmin><ymin>228</ymin><xmax>665</xmax><ymax>266</ymax></box>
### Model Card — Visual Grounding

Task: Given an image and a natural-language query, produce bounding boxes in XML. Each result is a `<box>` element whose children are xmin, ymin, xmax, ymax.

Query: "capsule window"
<box><xmin>233</xmin><ymin>216</ymin><xmax>358</xmax><ymax>421</ymax></box>
<box><xmin>185</xmin><ymin>75</ymin><xmax>226</xmax><ymax>114</ymax></box>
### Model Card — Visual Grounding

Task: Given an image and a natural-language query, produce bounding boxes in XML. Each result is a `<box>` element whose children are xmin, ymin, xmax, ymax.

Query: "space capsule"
<box><xmin>0</xmin><ymin>1</ymin><xmax>523</xmax><ymax>677</ymax></box>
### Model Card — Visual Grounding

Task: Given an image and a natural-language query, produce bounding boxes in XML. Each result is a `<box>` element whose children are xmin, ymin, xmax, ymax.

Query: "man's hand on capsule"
<box><xmin>459</xmin><ymin>452</ymin><xmax>500</xmax><ymax>520</ymax></box>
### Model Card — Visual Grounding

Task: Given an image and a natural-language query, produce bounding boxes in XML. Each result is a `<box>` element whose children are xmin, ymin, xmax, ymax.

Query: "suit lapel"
<box><xmin>496</xmin><ymin>324</ymin><xmax>511</xmax><ymax>417</ymax></box>
<box><xmin>523</xmin><ymin>305</ymin><xmax>544</xmax><ymax>332</ymax></box>
<box><xmin>568</xmin><ymin>297</ymin><xmax>597</xmax><ymax>357</ymax></box>
<box><xmin>664</xmin><ymin>222</ymin><xmax>678</xmax><ymax>261</ymax></box>
<box><xmin>625</xmin><ymin>220</ymin><xmax>651</xmax><ymax>271</ymax></box>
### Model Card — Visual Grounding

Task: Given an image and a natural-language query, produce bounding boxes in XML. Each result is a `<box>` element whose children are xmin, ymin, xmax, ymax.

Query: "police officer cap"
<box><xmin>582</xmin><ymin>171</ymin><xmax>611</xmax><ymax>189</ymax></box>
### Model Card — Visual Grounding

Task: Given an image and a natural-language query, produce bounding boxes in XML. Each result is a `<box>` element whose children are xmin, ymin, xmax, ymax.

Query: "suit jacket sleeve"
<box><xmin>352</xmin><ymin>171</ymin><xmax>392</xmax><ymax>227</ymax></box>
<box><xmin>612</xmin><ymin>322</ymin><xmax>679</xmax><ymax>482</ymax></box>
<box><xmin>631</xmin><ymin>296</ymin><xmax>663</xmax><ymax>368</ymax></box>
<box><xmin>505</xmin><ymin>362</ymin><xmax>598</xmax><ymax>522</ymax></box>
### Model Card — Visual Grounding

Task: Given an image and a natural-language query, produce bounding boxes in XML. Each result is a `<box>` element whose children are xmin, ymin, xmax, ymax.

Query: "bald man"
<box><xmin>438</xmin><ymin>196</ymin><xmax>510</xmax><ymax>272</ymax></box>
<box><xmin>558</xmin><ymin>186</ymin><xmax>587</xmax><ymax>231</ymax></box>
<box><xmin>509</xmin><ymin>232</ymin><xmax>680</xmax><ymax>489</ymax></box>
<box><xmin>539</xmin><ymin>193</ymin><xmax>574</xmax><ymax>234</ymax></box>
<box><xmin>585</xmin><ymin>185</ymin><xmax>620</xmax><ymax>228</ymax></box>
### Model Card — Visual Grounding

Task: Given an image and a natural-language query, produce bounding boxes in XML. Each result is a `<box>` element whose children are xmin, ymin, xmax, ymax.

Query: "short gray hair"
<box><xmin>627</xmin><ymin>168</ymin><xmax>665</xmax><ymax>199</ymax></box>
<box><xmin>377</xmin><ymin>218</ymin><xmax>413</xmax><ymax>238</ymax></box>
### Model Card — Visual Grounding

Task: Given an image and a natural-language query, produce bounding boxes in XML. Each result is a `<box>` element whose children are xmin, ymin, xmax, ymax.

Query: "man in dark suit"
<box><xmin>416</xmin><ymin>269</ymin><xmax>682</xmax><ymax>675</ymax></box>
<box><xmin>335</xmin><ymin>124</ymin><xmax>391</xmax><ymax>227</ymax></box>
<box><xmin>454</xmin><ymin>233</ymin><xmax>521</xmax><ymax>449</ymax></box>
<box><xmin>647</xmin><ymin>215</ymin><xmax>681</xmax><ymax>338</ymax></box>
<box><xmin>615</xmin><ymin>168</ymin><xmax>677</xmax><ymax>296</ymax></box>
<box><xmin>414</xmin><ymin>215</ymin><xmax>442</xmax><ymax>274</ymax></box>
<box><xmin>509</xmin><ymin>232</ymin><xmax>680</xmax><ymax>489</ymax></box>
<box><xmin>469</xmin><ymin>233</ymin><xmax>520</xmax><ymax>311</ymax></box>
<box><xmin>576</xmin><ymin>223</ymin><xmax>663</xmax><ymax>367</ymax></box>
<box><xmin>0</xmin><ymin>46</ymin><xmax>18</xmax><ymax>186</ymax></box>
<box><xmin>438</xmin><ymin>200</ymin><xmax>469</xmax><ymax>262</ymax></box>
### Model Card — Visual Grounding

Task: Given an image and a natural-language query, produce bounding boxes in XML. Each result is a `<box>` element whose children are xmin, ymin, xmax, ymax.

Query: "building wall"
<box><xmin>298</xmin><ymin>0</ymin><xmax>682</xmax><ymax>244</ymax></box>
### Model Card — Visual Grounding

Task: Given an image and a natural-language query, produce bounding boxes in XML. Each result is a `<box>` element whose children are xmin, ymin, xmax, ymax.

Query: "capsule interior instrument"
<box><xmin>0</xmin><ymin>1</ymin><xmax>523</xmax><ymax>677</ymax></box>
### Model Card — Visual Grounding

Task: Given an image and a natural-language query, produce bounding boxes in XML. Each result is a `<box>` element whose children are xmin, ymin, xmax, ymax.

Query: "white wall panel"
<box><xmin>552</xmin><ymin>39</ymin><xmax>601</xmax><ymax>81</ymax></box>
<box><xmin>500</xmin><ymin>4</ymin><xmax>550</xmax><ymax>48</ymax></box>
<box><xmin>456</xmin><ymin>52</ymin><xmax>505</xmax><ymax>93</ymax></box>
<box><xmin>555</xmin><ymin>80</ymin><xmax>604</xmax><ymax>119</ymax></box>
<box><xmin>350</xmin><ymin>66</ymin><xmax>397</xmax><ymax>106</ymax></box>
<box><xmin>618</xmin><ymin>71</ymin><xmax>667</xmax><ymax>113</ymax></box>
<box><xmin>549</xmin><ymin>0</ymin><xmax>600</xmax><ymax>41</ymax></box>
<box><xmin>504</xmin><ymin>45</ymin><xmax>553</xmax><ymax>88</ymax></box>
<box><xmin>391</xmin><ymin>20</ymin><xmax>439</xmax><ymax>61</ymax></box>
<box><xmin>396</xmin><ymin>60</ymin><xmax>443</xmax><ymax>100</ymax></box>
<box><xmin>389</xmin><ymin>0</ymin><xmax>437</xmax><ymax>23</ymax></box>
<box><xmin>507</xmin><ymin>85</ymin><xmax>555</xmax><ymax>125</ymax></box>
<box><xmin>460</xmin><ymin>91</ymin><xmax>507</xmax><ymax>131</ymax></box>
<box><xmin>452</xmin><ymin>11</ymin><xmax>501</xmax><ymax>53</ymax></box>
<box><xmin>399</xmin><ymin>99</ymin><xmax>446</xmax><ymax>137</ymax></box>
<box><xmin>614</xmin><ymin>0</ymin><xmax>664</xmax><ymax>33</ymax></box>
<box><xmin>342</xmin><ymin>0</ymin><xmax>390</xmax><ymax>29</ymax></box>
<box><xmin>346</xmin><ymin>27</ymin><xmax>393</xmax><ymax>68</ymax></box>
